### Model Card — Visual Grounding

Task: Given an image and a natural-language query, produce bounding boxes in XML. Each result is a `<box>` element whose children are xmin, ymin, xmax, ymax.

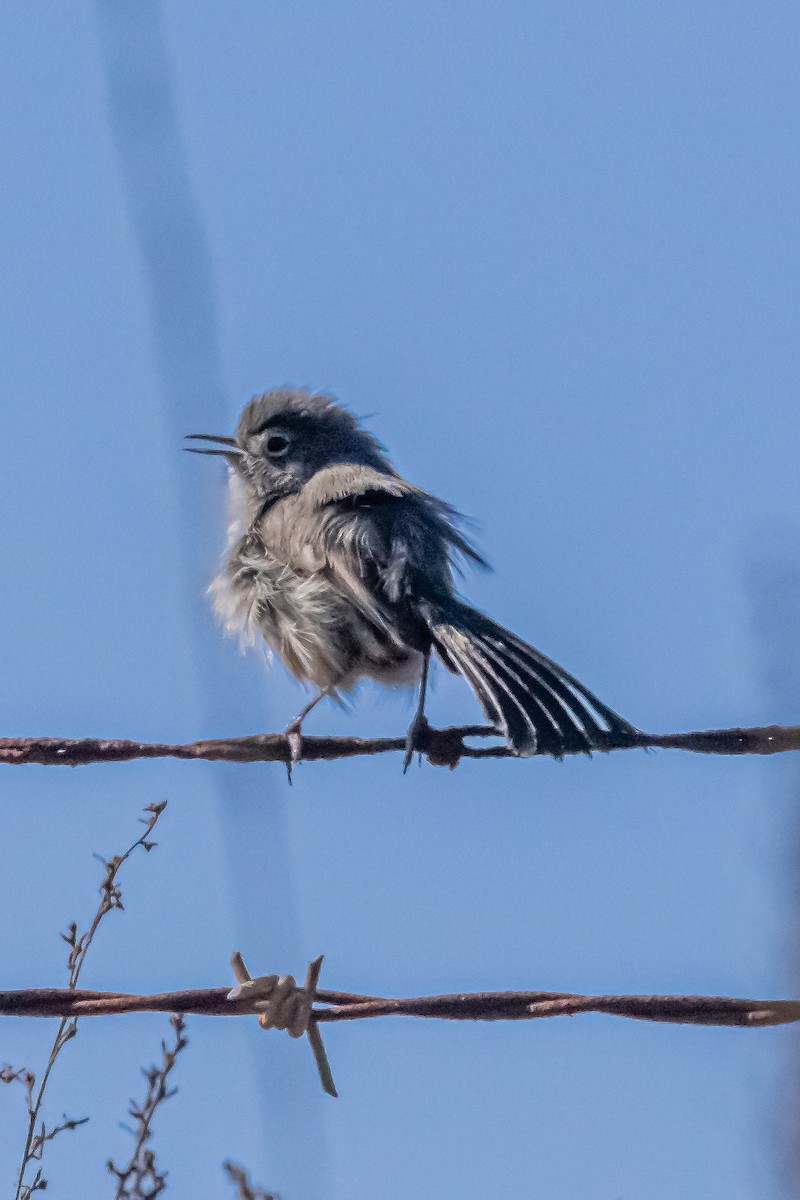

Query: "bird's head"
<box><xmin>186</xmin><ymin>389</ymin><xmax>393</xmax><ymax>505</ymax></box>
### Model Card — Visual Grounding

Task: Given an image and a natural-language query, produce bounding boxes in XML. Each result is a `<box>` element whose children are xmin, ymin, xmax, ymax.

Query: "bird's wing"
<box><xmin>273</xmin><ymin>465</ymin><xmax>484</xmax><ymax>643</ymax></box>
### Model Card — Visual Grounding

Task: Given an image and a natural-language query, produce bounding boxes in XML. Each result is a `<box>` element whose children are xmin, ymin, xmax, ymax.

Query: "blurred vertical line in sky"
<box><xmin>93</xmin><ymin>4</ymin><xmax>329</xmax><ymax>1196</ymax></box>
<box><xmin>747</xmin><ymin>546</ymin><xmax>800</xmax><ymax>1196</ymax></box>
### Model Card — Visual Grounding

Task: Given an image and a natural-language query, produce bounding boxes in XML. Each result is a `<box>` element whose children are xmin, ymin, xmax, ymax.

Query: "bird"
<box><xmin>187</xmin><ymin>388</ymin><xmax>635</xmax><ymax>768</ymax></box>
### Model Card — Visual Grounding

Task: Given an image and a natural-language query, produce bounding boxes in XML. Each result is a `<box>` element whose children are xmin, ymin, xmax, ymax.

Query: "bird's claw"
<box><xmin>403</xmin><ymin>714</ymin><xmax>430</xmax><ymax>774</ymax></box>
<box><xmin>284</xmin><ymin>722</ymin><xmax>304</xmax><ymax>785</ymax></box>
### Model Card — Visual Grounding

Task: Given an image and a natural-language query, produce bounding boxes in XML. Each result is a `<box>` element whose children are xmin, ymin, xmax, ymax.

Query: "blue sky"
<box><xmin>1</xmin><ymin>2</ymin><xmax>799</xmax><ymax>1196</ymax></box>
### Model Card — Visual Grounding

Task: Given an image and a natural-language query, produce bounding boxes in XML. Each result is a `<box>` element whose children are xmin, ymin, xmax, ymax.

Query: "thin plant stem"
<box><xmin>11</xmin><ymin>802</ymin><xmax>166</xmax><ymax>1200</ymax></box>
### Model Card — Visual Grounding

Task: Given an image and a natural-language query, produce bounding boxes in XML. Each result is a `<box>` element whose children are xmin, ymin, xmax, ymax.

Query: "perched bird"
<box><xmin>187</xmin><ymin>389</ymin><xmax>634</xmax><ymax>767</ymax></box>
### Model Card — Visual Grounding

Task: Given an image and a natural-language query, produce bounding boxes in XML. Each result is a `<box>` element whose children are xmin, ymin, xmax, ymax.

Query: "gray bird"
<box><xmin>187</xmin><ymin>389</ymin><xmax>635</xmax><ymax>767</ymax></box>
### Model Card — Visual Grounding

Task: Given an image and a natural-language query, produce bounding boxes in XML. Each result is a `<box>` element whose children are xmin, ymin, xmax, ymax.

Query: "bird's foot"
<box><xmin>283</xmin><ymin>720</ymin><xmax>304</xmax><ymax>785</ymax></box>
<box><xmin>403</xmin><ymin>714</ymin><xmax>431</xmax><ymax>774</ymax></box>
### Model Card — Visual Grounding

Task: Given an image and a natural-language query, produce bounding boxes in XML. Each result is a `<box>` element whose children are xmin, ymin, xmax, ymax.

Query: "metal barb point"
<box><xmin>229</xmin><ymin>952</ymin><xmax>338</xmax><ymax>1098</ymax></box>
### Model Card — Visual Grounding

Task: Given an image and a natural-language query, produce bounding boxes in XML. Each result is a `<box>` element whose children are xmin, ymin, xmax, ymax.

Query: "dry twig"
<box><xmin>1</xmin><ymin>721</ymin><xmax>799</xmax><ymax>770</ymax></box>
<box><xmin>1</xmin><ymin>802</ymin><xmax>166</xmax><ymax>1200</ymax></box>
<box><xmin>107</xmin><ymin>1015</ymin><xmax>188</xmax><ymax>1199</ymax></box>
<box><xmin>223</xmin><ymin>1161</ymin><xmax>278</xmax><ymax>1200</ymax></box>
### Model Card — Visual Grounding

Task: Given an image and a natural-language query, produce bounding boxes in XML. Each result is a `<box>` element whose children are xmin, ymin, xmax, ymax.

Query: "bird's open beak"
<box><xmin>184</xmin><ymin>433</ymin><xmax>244</xmax><ymax>462</ymax></box>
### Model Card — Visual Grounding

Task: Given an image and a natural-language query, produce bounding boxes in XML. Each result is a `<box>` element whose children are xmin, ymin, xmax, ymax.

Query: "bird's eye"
<box><xmin>265</xmin><ymin>433</ymin><xmax>290</xmax><ymax>457</ymax></box>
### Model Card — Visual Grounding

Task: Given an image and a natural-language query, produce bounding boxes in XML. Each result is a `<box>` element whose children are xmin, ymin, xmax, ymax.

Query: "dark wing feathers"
<box><xmin>310</xmin><ymin>474</ymin><xmax>633</xmax><ymax>758</ymax></box>
<box><xmin>421</xmin><ymin>599</ymin><xmax>636</xmax><ymax>757</ymax></box>
<box><xmin>315</xmin><ymin>476</ymin><xmax>484</xmax><ymax>606</ymax></box>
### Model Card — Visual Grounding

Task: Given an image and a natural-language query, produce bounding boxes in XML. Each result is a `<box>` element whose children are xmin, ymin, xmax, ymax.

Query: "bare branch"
<box><xmin>1</xmin><ymin>722</ymin><xmax>799</xmax><ymax>770</ymax></box>
<box><xmin>6</xmin><ymin>803</ymin><xmax>166</xmax><ymax>1200</ymax></box>
<box><xmin>107</xmin><ymin>1015</ymin><xmax>188</xmax><ymax>1199</ymax></box>
<box><xmin>223</xmin><ymin>1161</ymin><xmax>278</xmax><ymax>1200</ymax></box>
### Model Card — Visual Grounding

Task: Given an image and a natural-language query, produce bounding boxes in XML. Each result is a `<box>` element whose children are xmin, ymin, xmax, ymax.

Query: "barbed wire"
<box><xmin>3</xmin><ymin>964</ymin><xmax>799</xmax><ymax>1096</ymax></box>
<box><xmin>1</xmin><ymin>721</ymin><xmax>799</xmax><ymax>769</ymax></box>
<box><xmin>4</xmin><ymin>982</ymin><xmax>796</xmax><ymax>1024</ymax></box>
<box><xmin>3</xmin><ymin>979</ymin><xmax>796</xmax><ymax>1027</ymax></box>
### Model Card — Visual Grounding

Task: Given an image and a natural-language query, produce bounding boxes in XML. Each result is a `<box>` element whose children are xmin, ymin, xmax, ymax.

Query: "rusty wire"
<box><xmin>2</xmin><ymin>973</ymin><xmax>799</xmax><ymax>1100</ymax></box>
<box><xmin>1</xmin><ymin>721</ymin><xmax>799</xmax><ymax>770</ymax></box>
<box><xmin>3</xmin><ymin>983</ymin><xmax>797</xmax><ymax>1025</ymax></box>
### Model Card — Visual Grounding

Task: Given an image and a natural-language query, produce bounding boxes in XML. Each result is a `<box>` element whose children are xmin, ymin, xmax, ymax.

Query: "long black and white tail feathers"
<box><xmin>421</xmin><ymin>599</ymin><xmax>636</xmax><ymax>757</ymax></box>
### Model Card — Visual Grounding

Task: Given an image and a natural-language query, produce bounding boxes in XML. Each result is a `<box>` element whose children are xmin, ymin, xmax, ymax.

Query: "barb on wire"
<box><xmin>1</xmin><ymin>721</ymin><xmax>799</xmax><ymax>770</ymax></box>
<box><xmin>3</xmin><ymin>972</ymin><xmax>800</xmax><ymax>1100</ymax></box>
<box><xmin>228</xmin><ymin>953</ymin><xmax>337</xmax><ymax>1097</ymax></box>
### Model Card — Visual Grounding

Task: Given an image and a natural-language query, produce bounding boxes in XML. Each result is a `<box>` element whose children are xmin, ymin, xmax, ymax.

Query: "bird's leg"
<box><xmin>403</xmin><ymin>649</ymin><xmax>431</xmax><ymax>773</ymax></box>
<box><xmin>284</xmin><ymin>688</ymin><xmax>331</xmax><ymax>780</ymax></box>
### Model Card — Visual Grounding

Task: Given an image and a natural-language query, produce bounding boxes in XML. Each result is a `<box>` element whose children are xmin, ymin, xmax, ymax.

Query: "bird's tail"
<box><xmin>420</xmin><ymin>598</ymin><xmax>636</xmax><ymax>757</ymax></box>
